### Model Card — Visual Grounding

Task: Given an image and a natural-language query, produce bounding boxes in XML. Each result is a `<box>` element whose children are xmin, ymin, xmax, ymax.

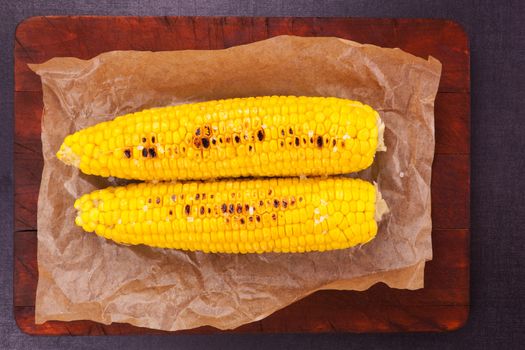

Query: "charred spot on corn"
<box><xmin>123</xmin><ymin>149</ymin><xmax>131</xmax><ymax>158</ymax></box>
<box><xmin>316</xmin><ymin>136</ymin><xmax>324</xmax><ymax>148</ymax></box>
<box><xmin>257</xmin><ymin>129</ymin><xmax>265</xmax><ymax>141</ymax></box>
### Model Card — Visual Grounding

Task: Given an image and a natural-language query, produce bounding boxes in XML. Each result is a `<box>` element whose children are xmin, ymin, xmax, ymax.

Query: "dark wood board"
<box><xmin>14</xmin><ymin>16</ymin><xmax>470</xmax><ymax>334</ymax></box>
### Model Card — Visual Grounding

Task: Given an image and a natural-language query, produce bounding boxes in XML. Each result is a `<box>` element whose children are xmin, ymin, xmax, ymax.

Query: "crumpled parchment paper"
<box><xmin>30</xmin><ymin>35</ymin><xmax>441</xmax><ymax>331</ymax></box>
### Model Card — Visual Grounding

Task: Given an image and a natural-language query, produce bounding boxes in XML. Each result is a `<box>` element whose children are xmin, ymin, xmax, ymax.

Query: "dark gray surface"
<box><xmin>2</xmin><ymin>1</ymin><xmax>524</xmax><ymax>349</ymax></box>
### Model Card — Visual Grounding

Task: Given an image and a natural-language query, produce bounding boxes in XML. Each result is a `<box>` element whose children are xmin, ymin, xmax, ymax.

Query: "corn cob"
<box><xmin>74</xmin><ymin>177</ymin><xmax>380</xmax><ymax>253</ymax></box>
<box><xmin>57</xmin><ymin>96</ymin><xmax>383</xmax><ymax>181</ymax></box>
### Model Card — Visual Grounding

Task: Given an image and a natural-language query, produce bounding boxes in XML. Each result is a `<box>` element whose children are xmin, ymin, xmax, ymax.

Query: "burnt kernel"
<box><xmin>203</xmin><ymin>125</ymin><xmax>212</xmax><ymax>136</ymax></box>
<box><xmin>280</xmin><ymin>141</ymin><xmax>285</xmax><ymax>147</ymax></box>
<box><xmin>202</xmin><ymin>193</ymin><xmax>207</xmax><ymax>200</ymax></box>
<box><xmin>155</xmin><ymin>197</ymin><xmax>161</xmax><ymax>204</ymax></box>
<box><xmin>282</xmin><ymin>199</ymin><xmax>288</xmax><ymax>208</ymax></box>
<box><xmin>249</xmin><ymin>216</ymin><xmax>254</xmax><ymax>222</ymax></box>
<box><xmin>234</xmin><ymin>135</ymin><xmax>241</xmax><ymax>143</ymax></box>
<box><xmin>256</xmin><ymin>215</ymin><xmax>261</xmax><ymax>222</ymax></box>
<box><xmin>142</xmin><ymin>148</ymin><xmax>148</xmax><ymax>157</ymax></box>
<box><xmin>169</xmin><ymin>210</ymin><xmax>173</xmax><ymax>215</ymax></box>
<box><xmin>236</xmin><ymin>204</ymin><xmax>243</xmax><ymax>214</ymax></box>
<box><xmin>225</xmin><ymin>136</ymin><xmax>231</xmax><ymax>143</ymax></box>
<box><xmin>221</xmin><ymin>204</ymin><xmax>227</xmax><ymax>213</ymax></box>
<box><xmin>341</xmin><ymin>141</ymin><xmax>346</xmax><ymax>148</ymax></box>
<box><xmin>272</xmin><ymin>213</ymin><xmax>277</xmax><ymax>220</ymax></box>
<box><xmin>193</xmin><ymin>137</ymin><xmax>202</xmax><ymax>148</ymax></box>
<box><xmin>299</xmin><ymin>196</ymin><xmax>303</xmax><ymax>202</ymax></box>
<box><xmin>229</xmin><ymin>204</ymin><xmax>235</xmax><ymax>214</ymax></box>
<box><xmin>124</xmin><ymin>149</ymin><xmax>131</xmax><ymax>158</ymax></box>
<box><xmin>180</xmin><ymin>194</ymin><xmax>185</xmax><ymax>199</ymax></box>
<box><xmin>195</xmin><ymin>193</ymin><xmax>200</xmax><ymax>200</ymax></box>
<box><xmin>182</xmin><ymin>146</ymin><xmax>186</xmax><ymax>152</ymax></box>
<box><xmin>148</xmin><ymin>148</ymin><xmax>156</xmax><ymax>157</ymax></box>
<box><xmin>208</xmin><ymin>208</ymin><xmax>211</xmax><ymax>214</ymax></box>
<box><xmin>310</xmin><ymin>137</ymin><xmax>314</xmax><ymax>144</ymax></box>
<box><xmin>316</xmin><ymin>136</ymin><xmax>324</xmax><ymax>148</ymax></box>
<box><xmin>294</xmin><ymin>137</ymin><xmax>300</xmax><ymax>146</ymax></box>
<box><xmin>303</xmin><ymin>137</ymin><xmax>307</xmax><ymax>144</ymax></box>
<box><xmin>244</xmin><ymin>134</ymin><xmax>249</xmax><ymax>140</ymax></box>
<box><xmin>257</xmin><ymin>129</ymin><xmax>265</xmax><ymax>141</ymax></box>
<box><xmin>231</xmin><ymin>192</ymin><xmax>236</xmax><ymax>198</ymax></box>
<box><xmin>219</xmin><ymin>137</ymin><xmax>223</xmax><ymax>143</ymax></box>
<box><xmin>148</xmin><ymin>198</ymin><xmax>152</xmax><ymax>203</ymax></box>
<box><xmin>142</xmin><ymin>137</ymin><xmax>147</xmax><ymax>143</ymax></box>
<box><xmin>245</xmin><ymin>204</ymin><xmax>250</xmax><ymax>212</ymax></box>
<box><xmin>200</xmin><ymin>206</ymin><xmax>205</xmax><ymax>215</ymax></box>
<box><xmin>332</xmin><ymin>139</ymin><xmax>337</xmax><ymax>146</ymax></box>
<box><xmin>201</xmin><ymin>138</ymin><xmax>210</xmax><ymax>148</ymax></box>
<box><xmin>325</xmin><ymin>136</ymin><xmax>330</xmax><ymax>145</ymax></box>
<box><xmin>273</xmin><ymin>199</ymin><xmax>280</xmax><ymax>208</ymax></box>
<box><xmin>268</xmin><ymin>189</ymin><xmax>273</xmax><ymax>195</ymax></box>
<box><xmin>210</xmin><ymin>194</ymin><xmax>214</xmax><ymax>199</ymax></box>
<box><xmin>151</xmin><ymin>136</ymin><xmax>156</xmax><ymax>143</ymax></box>
<box><xmin>249</xmin><ymin>145</ymin><xmax>253</xmax><ymax>151</ymax></box>
<box><xmin>211</xmin><ymin>138</ymin><xmax>217</xmax><ymax>145</ymax></box>
<box><xmin>280</xmin><ymin>128</ymin><xmax>285</xmax><ymax>136</ymax></box>
<box><xmin>240</xmin><ymin>218</ymin><xmax>245</xmax><ymax>224</ymax></box>
<box><xmin>290</xmin><ymin>196</ymin><xmax>296</xmax><ymax>205</ymax></box>
<box><xmin>184</xmin><ymin>205</ymin><xmax>191</xmax><ymax>215</ymax></box>
<box><xmin>225</xmin><ymin>218</ymin><xmax>230</xmax><ymax>224</ymax></box>
<box><xmin>195</xmin><ymin>127</ymin><xmax>201</xmax><ymax>136</ymax></box>
<box><xmin>259</xmin><ymin>200</ymin><xmax>264</xmax><ymax>206</ymax></box>
<box><xmin>289</xmin><ymin>127</ymin><xmax>293</xmax><ymax>135</ymax></box>
<box><xmin>171</xmin><ymin>195</ymin><xmax>177</xmax><ymax>201</ymax></box>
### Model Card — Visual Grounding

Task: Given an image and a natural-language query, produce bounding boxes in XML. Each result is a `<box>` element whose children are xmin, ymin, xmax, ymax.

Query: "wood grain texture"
<box><xmin>13</xmin><ymin>16</ymin><xmax>470</xmax><ymax>335</ymax></box>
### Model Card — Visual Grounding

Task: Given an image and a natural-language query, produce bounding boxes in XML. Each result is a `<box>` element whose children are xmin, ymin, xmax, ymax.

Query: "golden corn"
<box><xmin>74</xmin><ymin>177</ymin><xmax>379</xmax><ymax>253</ymax></box>
<box><xmin>57</xmin><ymin>96</ymin><xmax>382</xmax><ymax>180</ymax></box>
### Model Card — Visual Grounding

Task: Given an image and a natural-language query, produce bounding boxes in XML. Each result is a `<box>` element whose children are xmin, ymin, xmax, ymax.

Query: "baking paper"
<box><xmin>30</xmin><ymin>35</ymin><xmax>441</xmax><ymax>331</ymax></box>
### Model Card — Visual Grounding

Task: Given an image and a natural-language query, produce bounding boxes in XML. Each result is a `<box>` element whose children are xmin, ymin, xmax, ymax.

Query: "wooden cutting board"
<box><xmin>14</xmin><ymin>16</ymin><xmax>470</xmax><ymax>335</ymax></box>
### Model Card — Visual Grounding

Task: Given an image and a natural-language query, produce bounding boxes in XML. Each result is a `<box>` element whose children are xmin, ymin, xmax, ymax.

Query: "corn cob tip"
<box><xmin>56</xmin><ymin>142</ymin><xmax>81</xmax><ymax>167</ymax></box>
<box><xmin>376</xmin><ymin>113</ymin><xmax>387</xmax><ymax>152</ymax></box>
<box><xmin>374</xmin><ymin>182</ymin><xmax>389</xmax><ymax>221</ymax></box>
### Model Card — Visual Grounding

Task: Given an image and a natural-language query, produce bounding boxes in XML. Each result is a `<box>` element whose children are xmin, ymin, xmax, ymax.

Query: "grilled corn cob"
<box><xmin>74</xmin><ymin>177</ymin><xmax>381</xmax><ymax>253</ymax></box>
<box><xmin>57</xmin><ymin>96</ymin><xmax>384</xmax><ymax>180</ymax></box>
